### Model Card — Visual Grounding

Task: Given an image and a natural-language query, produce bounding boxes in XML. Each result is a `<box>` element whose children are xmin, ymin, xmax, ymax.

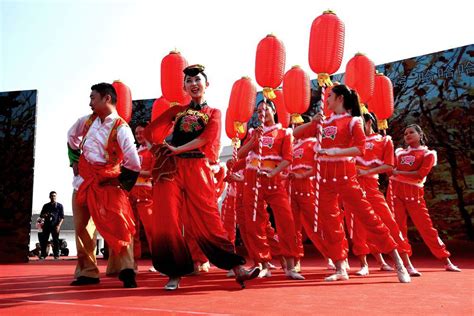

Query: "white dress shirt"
<box><xmin>68</xmin><ymin>110</ymin><xmax>140</xmax><ymax>190</ymax></box>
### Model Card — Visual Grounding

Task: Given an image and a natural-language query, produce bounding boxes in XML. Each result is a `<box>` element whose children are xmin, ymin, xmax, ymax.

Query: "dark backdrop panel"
<box><xmin>0</xmin><ymin>90</ymin><xmax>37</xmax><ymax>263</ymax></box>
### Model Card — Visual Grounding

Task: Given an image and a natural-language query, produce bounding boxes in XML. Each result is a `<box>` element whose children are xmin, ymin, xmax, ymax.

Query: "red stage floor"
<box><xmin>1</xmin><ymin>242</ymin><xmax>473</xmax><ymax>315</ymax></box>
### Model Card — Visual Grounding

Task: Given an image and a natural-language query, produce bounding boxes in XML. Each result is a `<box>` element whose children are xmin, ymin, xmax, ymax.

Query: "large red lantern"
<box><xmin>151</xmin><ymin>96</ymin><xmax>171</xmax><ymax>121</ymax></box>
<box><xmin>283</xmin><ymin>65</ymin><xmax>310</xmax><ymax>124</ymax></box>
<box><xmin>308</xmin><ymin>10</ymin><xmax>345</xmax><ymax>87</ymax></box>
<box><xmin>345</xmin><ymin>53</ymin><xmax>375</xmax><ymax>104</ymax></box>
<box><xmin>161</xmin><ymin>50</ymin><xmax>190</xmax><ymax>105</ymax></box>
<box><xmin>112</xmin><ymin>80</ymin><xmax>132</xmax><ymax>122</ymax></box>
<box><xmin>255</xmin><ymin>34</ymin><xmax>286</xmax><ymax>99</ymax></box>
<box><xmin>369</xmin><ymin>72</ymin><xmax>394</xmax><ymax>130</ymax></box>
<box><xmin>227</xmin><ymin>77</ymin><xmax>256</xmax><ymax>134</ymax></box>
<box><xmin>273</xmin><ymin>89</ymin><xmax>290</xmax><ymax>128</ymax></box>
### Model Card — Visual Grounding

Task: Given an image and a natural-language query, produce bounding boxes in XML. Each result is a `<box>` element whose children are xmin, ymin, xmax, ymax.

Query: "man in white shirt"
<box><xmin>67</xmin><ymin>83</ymin><xmax>140</xmax><ymax>288</ymax></box>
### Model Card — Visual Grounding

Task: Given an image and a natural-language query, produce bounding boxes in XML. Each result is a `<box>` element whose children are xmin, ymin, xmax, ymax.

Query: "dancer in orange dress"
<box><xmin>145</xmin><ymin>65</ymin><xmax>259</xmax><ymax>290</ymax></box>
<box><xmin>388</xmin><ymin>124</ymin><xmax>461</xmax><ymax>274</ymax></box>
<box><xmin>343</xmin><ymin>112</ymin><xmax>411</xmax><ymax>276</ymax></box>
<box><xmin>238</xmin><ymin>100</ymin><xmax>304</xmax><ymax>280</ymax></box>
<box><xmin>294</xmin><ymin>84</ymin><xmax>410</xmax><ymax>283</ymax></box>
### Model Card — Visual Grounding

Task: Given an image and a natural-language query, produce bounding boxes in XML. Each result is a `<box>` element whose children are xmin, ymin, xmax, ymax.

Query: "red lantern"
<box><xmin>345</xmin><ymin>53</ymin><xmax>375</xmax><ymax>104</ymax></box>
<box><xmin>273</xmin><ymin>89</ymin><xmax>290</xmax><ymax>128</ymax></box>
<box><xmin>283</xmin><ymin>65</ymin><xmax>310</xmax><ymax>124</ymax></box>
<box><xmin>112</xmin><ymin>80</ymin><xmax>132</xmax><ymax>122</ymax></box>
<box><xmin>161</xmin><ymin>50</ymin><xmax>189</xmax><ymax>105</ymax></box>
<box><xmin>369</xmin><ymin>72</ymin><xmax>394</xmax><ymax>130</ymax></box>
<box><xmin>227</xmin><ymin>77</ymin><xmax>256</xmax><ymax>134</ymax></box>
<box><xmin>255</xmin><ymin>34</ymin><xmax>286</xmax><ymax>99</ymax></box>
<box><xmin>225</xmin><ymin>107</ymin><xmax>247</xmax><ymax>140</ymax></box>
<box><xmin>308</xmin><ymin>10</ymin><xmax>345</xmax><ymax>86</ymax></box>
<box><xmin>151</xmin><ymin>96</ymin><xmax>171</xmax><ymax>121</ymax></box>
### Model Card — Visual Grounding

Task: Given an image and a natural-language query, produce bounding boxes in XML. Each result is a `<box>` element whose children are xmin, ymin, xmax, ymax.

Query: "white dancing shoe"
<box><xmin>285</xmin><ymin>268</ymin><xmax>305</xmax><ymax>280</ymax></box>
<box><xmin>355</xmin><ymin>266</ymin><xmax>369</xmax><ymax>276</ymax></box>
<box><xmin>445</xmin><ymin>263</ymin><xmax>461</xmax><ymax>272</ymax></box>
<box><xmin>345</xmin><ymin>259</ymin><xmax>351</xmax><ymax>271</ymax></box>
<box><xmin>406</xmin><ymin>265</ymin><xmax>422</xmax><ymax>277</ymax></box>
<box><xmin>164</xmin><ymin>277</ymin><xmax>181</xmax><ymax>290</ymax></box>
<box><xmin>324</xmin><ymin>271</ymin><xmax>349</xmax><ymax>282</ymax></box>
<box><xmin>226</xmin><ymin>269</ymin><xmax>236</xmax><ymax>277</ymax></box>
<box><xmin>200</xmin><ymin>261</ymin><xmax>211</xmax><ymax>273</ymax></box>
<box><xmin>294</xmin><ymin>261</ymin><xmax>301</xmax><ymax>273</ymax></box>
<box><xmin>267</xmin><ymin>262</ymin><xmax>278</xmax><ymax>270</ymax></box>
<box><xmin>327</xmin><ymin>259</ymin><xmax>336</xmax><ymax>270</ymax></box>
<box><xmin>380</xmin><ymin>263</ymin><xmax>394</xmax><ymax>271</ymax></box>
<box><xmin>396</xmin><ymin>265</ymin><xmax>411</xmax><ymax>283</ymax></box>
<box><xmin>258</xmin><ymin>268</ymin><xmax>272</xmax><ymax>278</ymax></box>
<box><xmin>148</xmin><ymin>266</ymin><xmax>157</xmax><ymax>272</ymax></box>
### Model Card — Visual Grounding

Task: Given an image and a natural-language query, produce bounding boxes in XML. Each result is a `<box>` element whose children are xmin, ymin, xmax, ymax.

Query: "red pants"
<box><xmin>242</xmin><ymin>170</ymin><xmax>297</xmax><ymax>262</ymax></box>
<box><xmin>319</xmin><ymin>175</ymin><xmax>397</xmax><ymax>262</ymax></box>
<box><xmin>344</xmin><ymin>177</ymin><xmax>411</xmax><ymax>257</ymax></box>
<box><xmin>388</xmin><ymin>181</ymin><xmax>450</xmax><ymax>259</ymax></box>
<box><xmin>291</xmin><ymin>177</ymin><xmax>328</xmax><ymax>259</ymax></box>
<box><xmin>77</xmin><ymin>157</ymin><xmax>135</xmax><ymax>254</ymax></box>
<box><xmin>129</xmin><ymin>185</ymin><xmax>153</xmax><ymax>258</ymax></box>
<box><xmin>150</xmin><ymin>158</ymin><xmax>244</xmax><ymax>277</ymax></box>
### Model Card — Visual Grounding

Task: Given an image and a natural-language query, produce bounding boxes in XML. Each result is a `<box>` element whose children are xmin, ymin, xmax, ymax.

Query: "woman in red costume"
<box><xmin>129</xmin><ymin>122</ymin><xmax>154</xmax><ymax>263</ymax></box>
<box><xmin>343</xmin><ymin>112</ymin><xmax>411</xmax><ymax>276</ymax></box>
<box><xmin>388</xmin><ymin>124</ymin><xmax>461</xmax><ymax>274</ymax></box>
<box><xmin>294</xmin><ymin>84</ymin><xmax>410</xmax><ymax>283</ymax></box>
<box><xmin>238</xmin><ymin>100</ymin><xmax>304</xmax><ymax>280</ymax></box>
<box><xmin>144</xmin><ymin>65</ymin><xmax>259</xmax><ymax>290</ymax></box>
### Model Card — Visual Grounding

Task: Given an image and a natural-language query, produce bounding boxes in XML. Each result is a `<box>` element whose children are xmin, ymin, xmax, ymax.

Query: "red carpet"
<box><xmin>1</xmin><ymin>242</ymin><xmax>473</xmax><ymax>315</ymax></box>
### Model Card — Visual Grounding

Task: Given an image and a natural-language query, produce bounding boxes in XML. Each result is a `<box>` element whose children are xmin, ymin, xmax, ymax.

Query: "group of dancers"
<box><xmin>67</xmin><ymin>64</ymin><xmax>460</xmax><ymax>291</ymax></box>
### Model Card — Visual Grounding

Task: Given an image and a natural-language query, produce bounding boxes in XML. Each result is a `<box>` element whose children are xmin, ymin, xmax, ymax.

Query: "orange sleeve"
<box><xmin>198</xmin><ymin>108</ymin><xmax>221</xmax><ymax>162</ymax></box>
<box><xmin>383</xmin><ymin>138</ymin><xmax>395</xmax><ymax>166</ymax></box>
<box><xmin>417</xmin><ymin>153</ymin><xmax>435</xmax><ymax>179</ymax></box>
<box><xmin>351</xmin><ymin>118</ymin><xmax>366</xmax><ymax>155</ymax></box>
<box><xmin>144</xmin><ymin>105</ymin><xmax>185</xmax><ymax>144</ymax></box>
<box><xmin>281</xmin><ymin>130</ymin><xmax>294</xmax><ymax>162</ymax></box>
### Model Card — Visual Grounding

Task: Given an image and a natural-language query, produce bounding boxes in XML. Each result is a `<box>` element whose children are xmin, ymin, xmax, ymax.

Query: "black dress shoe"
<box><xmin>119</xmin><ymin>269</ymin><xmax>137</xmax><ymax>288</ymax></box>
<box><xmin>70</xmin><ymin>276</ymin><xmax>100</xmax><ymax>286</ymax></box>
<box><xmin>235</xmin><ymin>266</ymin><xmax>261</xmax><ymax>289</ymax></box>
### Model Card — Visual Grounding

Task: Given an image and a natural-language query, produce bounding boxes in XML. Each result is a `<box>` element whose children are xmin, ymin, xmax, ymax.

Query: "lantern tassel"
<box><xmin>360</xmin><ymin>104</ymin><xmax>369</xmax><ymax>115</ymax></box>
<box><xmin>233</xmin><ymin>121</ymin><xmax>245</xmax><ymax>135</ymax></box>
<box><xmin>170</xmin><ymin>102</ymin><xmax>180</xmax><ymax>107</ymax></box>
<box><xmin>378</xmin><ymin>119</ymin><xmax>388</xmax><ymax>130</ymax></box>
<box><xmin>317</xmin><ymin>73</ymin><xmax>333</xmax><ymax>87</ymax></box>
<box><xmin>263</xmin><ymin>87</ymin><xmax>277</xmax><ymax>100</ymax></box>
<box><xmin>290</xmin><ymin>113</ymin><xmax>304</xmax><ymax>124</ymax></box>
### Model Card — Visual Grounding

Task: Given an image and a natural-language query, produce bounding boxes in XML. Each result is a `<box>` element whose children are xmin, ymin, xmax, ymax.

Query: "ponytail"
<box><xmin>331</xmin><ymin>84</ymin><xmax>362</xmax><ymax>117</ymax></box>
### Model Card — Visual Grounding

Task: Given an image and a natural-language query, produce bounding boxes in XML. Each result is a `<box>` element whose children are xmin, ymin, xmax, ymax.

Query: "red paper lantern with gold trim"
<box><xmin>227</xmin><ymin>77</ymin><xmax>256</xmax><ymax>134</ymax></box>
<box><xmin>369</xmin><ymin>72</ymin><xmax>394</xmax><ymax>130</ymax></box>
<box><xmin>112</xmin><ymin>80</ymin><xmax>132</xmax><ymax>122</ymax></box>
<box><xmin>282</xmin><ymin>65</ymin><xmax>310</xmax><ymax>124</ymax></box>
<box><xmin>255</xmin><ymin>34</ymin><xmax>286</xmax><ymax>99</ymax></box>
<box><xmin>273</xmin><ymin>89</ymin><xmax>290</xmax><ymax>128</ymax></box>
<box><xmin>308</xmin><ymin>10</ymin><xmax>345</xmax><ymax>86</ymax></box>
<box><xmin>161</xmin><ymin>50</ymin><xmax>190</xmax><ymax>105</ymax></box>
<box><xmin>151</xmin><ymin>96</ymin><xmax>171</xmax><ymax>121</ymax></box>
<box><xmin>345</xmin><ymin>53</ymin><xmax>375</xmax><ymax>104</ymax></box>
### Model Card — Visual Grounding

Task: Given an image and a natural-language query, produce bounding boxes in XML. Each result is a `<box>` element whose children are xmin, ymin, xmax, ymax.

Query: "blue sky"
<box><xmin>1</xmin><ymin>0</ymin><xmax>472</xmax><ymax>214</ymax></box>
